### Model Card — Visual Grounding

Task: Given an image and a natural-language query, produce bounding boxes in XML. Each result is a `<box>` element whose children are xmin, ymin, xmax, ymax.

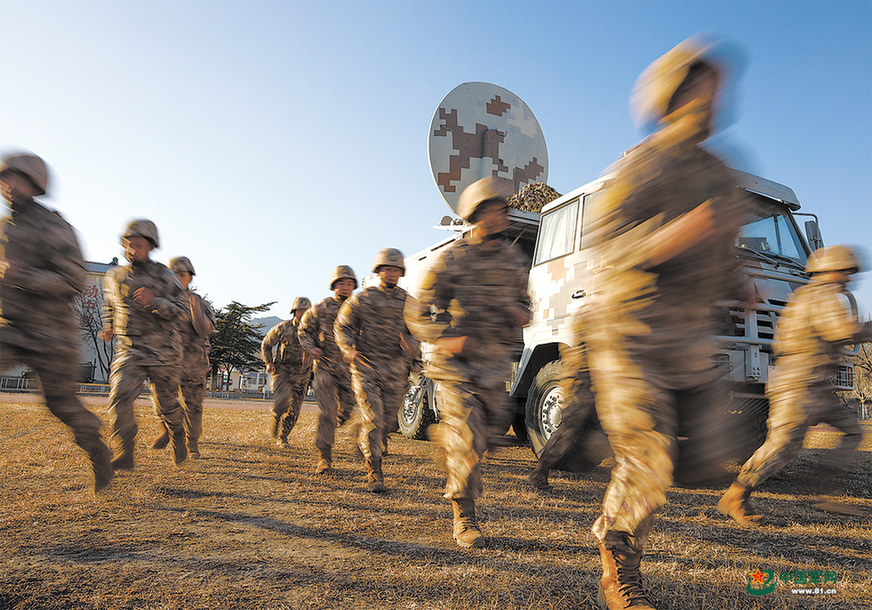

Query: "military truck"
<box><xmin>399</xmin><ymin>170</ymin><xmax>857</xmax><ymax>470</ymax></box>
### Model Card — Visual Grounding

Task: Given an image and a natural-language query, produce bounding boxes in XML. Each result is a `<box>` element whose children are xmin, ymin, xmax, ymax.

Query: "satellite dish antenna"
<box><xmin>428</xmin><ymin>82</ymin><xmax>549</xmax><ymax>215</ymax></box>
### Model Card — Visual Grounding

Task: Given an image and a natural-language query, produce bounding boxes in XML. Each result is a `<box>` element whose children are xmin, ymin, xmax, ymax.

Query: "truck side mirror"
<box><xmin>804</xmin><ymin>220</ymin><xmax>824</xmax><ymax>251</ymax></box>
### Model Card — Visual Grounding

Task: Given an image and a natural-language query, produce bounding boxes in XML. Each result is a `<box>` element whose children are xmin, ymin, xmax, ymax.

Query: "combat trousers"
<box><xmin>180</xmin><ymin>376</ymin><xmax>206</xmax><ymax>444</ymax></box>
<box><xmin>312</xmin><ymin>365</ymin><xmax>355</xmax><ymax>461</ymax></box>
<box><xmin>537</xmin><ymin>364</ymin><xmax>596</xmax><ymax>470</ymax></box>
<box><xmin>0</xmin><ymin>340</ymin><xmax>105</xmax><ymax>454</ymax></box>
<box><xmin>351</xmin><ymin>358</ymin><xmax>407</xmax><ymax>461</ymax></box>
<box><xmin>737</xmin><ymin>375</ymin><xmax>861</xmax><ymax>491</ymax></box>
<box><xmin>271</xmin><ymin>368</ymin><xmax>310</xmax><ymax>437</ymax></box>
<box><xmin>588</xmin><ymin>346</ymin><xmax>731</xmax><ymax>542</ymax></box>
<box><xmin>109</xmin><ymin>349</ymin><xmax>184</xmax><ymax>450</ymax></box>
<box><xmin>150</xmin><ymin>374</ymin><xmax>206</xmax><ymax>443</ymax></box>
<box><xmin>435</xmin><ymin>370</ymin><xmax>513</xmax><ymax>500</ymax></box>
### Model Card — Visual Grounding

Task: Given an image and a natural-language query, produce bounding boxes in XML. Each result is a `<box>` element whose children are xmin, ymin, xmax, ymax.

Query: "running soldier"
<box><xmin>101</xmin><ymin>220</ymin><xmax>188</xmax><ymax>469</ymax></box>
<box><xmin>583</xmin><ymin>37</ymin><xmax>749</xmax><ymax>609</ymax></box>
<box><xmin>718</xmin><ymin>245</ymin><xmax>871</xmax><ymax>523</ymax></box>
<box><xmin>151</xmin><ymin>257</ymin><xmax>215</xmax><ymax>458</ymax></box>
<box><xmin>405</xmin><ymin>176</ymin><xmax>531</xmax><ymax>548</ymax></box>
<box><xmin>261</xmin><ymin>297</ymin><xmax>313</xmax><ymax>447</ymax></box>
<box><xmin>335</xmin><ymin>248</ymin><xmax>418</xmax><ymax>493</ymax></box>
<box><xmin>298</xmin><ymin>266</ymin><xmax>357</xmax><ymax>475</ymax></box>
<box><xmin>0</xmin><ymin>153</ymin><xmax>113</xmax><ymax>493</ymax></box>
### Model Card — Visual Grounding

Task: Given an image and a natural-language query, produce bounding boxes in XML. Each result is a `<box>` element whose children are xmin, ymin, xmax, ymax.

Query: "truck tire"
<box><xmin>398</xmin><ymin>374</ymin><xmax>437</xmax><ymax>440</ymax></box>
<box><xmin>525</xmin><ymin>360</ymin><xmax>612</xmax><ymax>471</ymax></box>
<box><xmin>525</xmin><ymin>361</ymin><xmax>565</xmax><ymax>457</ymax></box>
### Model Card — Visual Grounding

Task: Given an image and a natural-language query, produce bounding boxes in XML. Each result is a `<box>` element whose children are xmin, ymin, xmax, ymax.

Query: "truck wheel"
<box><xmin>398</xmin><ymin>374</ymin><xmax>437</xmax><ymax>440</ymax></box>
<box><xmin>525</xmin><ymin>361</ymin><xmax>564</xmax><ymax>457</ymax></box>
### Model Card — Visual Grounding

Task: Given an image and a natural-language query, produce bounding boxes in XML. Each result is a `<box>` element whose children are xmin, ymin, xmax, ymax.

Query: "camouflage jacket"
<box><xmin>179</xmin><ymin>290</ymin><xmax>216</xmax><ymax>379</ymax></box>
<box><xmin>584</xmin><ymin>132</ymin><xmax>747</xmax><ymax>386</ymax></box>
<box><xmin>102</xmin><ymin>259</ymin><xmax>186</xmax><ymax>366</ymax></box>
<box><xmin>405</xmin><ymin>233</ymin><xmax>530</xmax><ymax>379</ymax></box>
<box><xmin>298</xmin><ymin>295</ymin><xmax>350</xmax><ymax>374</ymax></box>
<box><xmin>0</xmin><ymin>197</ymin><xmax>86</xmax><ymax>351</ymax></box>
<box><xmin>335</xmin><ymin>284</ymin><xmax>416</xmax><ymax>371</ymax></box>
<box><xmin>261</xmin><ymin>318</ymin><xmax>311</xmax><ymax>376</ymax></box>
<box><xmin>771</xmin><ymin>276</ymin><xmax>872</xmax><ymax>385</ymax></box>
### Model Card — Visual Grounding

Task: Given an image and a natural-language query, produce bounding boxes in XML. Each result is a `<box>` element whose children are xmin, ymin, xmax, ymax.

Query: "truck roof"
<box><xmin>539</xmin><ymin>169</ymin><xmax>801</xmax><ymax>216</ymax></box>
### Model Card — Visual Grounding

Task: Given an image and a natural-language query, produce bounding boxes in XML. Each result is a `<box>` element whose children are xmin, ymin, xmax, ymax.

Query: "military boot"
<box><xmin>88</xmin><ymin>440</ymin><xmax>114</xmax><ymax>493</ymax></box>
<box><xmin>169</xmin><ymin>431</ymin><xmax>188</xmax><ymax>466</ymax></box>
<box><xmin>111</xmin><ymin>441</ymin><xmax>135</xmax><ymax>471</ymax></box>
<box><xmin>597</xmin><ymin>531</ymin><xmax>656</xmax><ymax>609</ymax></box>
<box><xmin>365</xmin><ymin>458</ymin><xmax>387</xmax><ymax>493</ymax></box>
<box><xmin>718</xmin><ymin>482</ymin><xmax>764</xmax><ymax>525</ymax></box>
<box><xmin>315</xmin><ymin>457</ymin><xmax>333</xmax><ymax>476</ymax></box>
<box><xmin>527</xmin><ymin>463</ymin><xmax>554</xmax><ymax>492</ymax></box>
<box><xmin>187</xmin><ymin>438</ymin><xmax>200</xmax><ymax>459</ymax></box>
<box><xmin>151</xmin><ymin>429</ymin><xmax>170</xmax><ymax>450</ymax></box>
<box><xmin>451</xmin><ymin>498</ymin><xmax>484</xmax><ymax>548</ymax></box>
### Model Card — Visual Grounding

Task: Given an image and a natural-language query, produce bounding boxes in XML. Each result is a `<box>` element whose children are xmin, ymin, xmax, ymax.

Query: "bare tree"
<box><xmin>75</xmin><ymin>284</ymin><xmax>115</xmax><ymax>382</ymax></box>
<box><xmin>850</xmin><ymin>339</ymin><xmax>872</xmax><ymax>420</ymax></box>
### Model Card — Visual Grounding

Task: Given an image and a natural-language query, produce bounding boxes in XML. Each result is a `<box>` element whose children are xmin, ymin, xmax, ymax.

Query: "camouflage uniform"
<box><xmin>0</xmin><ymin>155</ymin><xmax>112</xmax><ymax>492</ymax></box>
<box><xmin>585</xmin><ymin>131</ymin><xmax>746</xmax><ymax>541</ymax></box>
<box><xmin>735</xmin><ymin>275</ymin><xmax>871</xmax><ymax>491</ymax></box>
<box><xmin>103</xmin><ymin>257</ymin><xmax>188</xmax><ymax>464</ymax></box>
<box><xmin>262</xmin><ymin>317</ymin><xmax>312</xmax><ymax>441</ymax></box>
<box><xmin>335</xmin><ymin>282</ymin><xmax>415</xmax><ymax>477</ymax></box>
<box><xmin>298</xmin><ymin>296</ymin><xmax>355</xmax><ymax>465</ymax></box>
<box><xmin>175</xmin><ymin>289</ymin><xmax>215</xmax><ymax>453</ymax></box>
<box><xmin>405</xmin><ymin>234</ymin><xmax>530</xmax><ymax>500</ymax></box>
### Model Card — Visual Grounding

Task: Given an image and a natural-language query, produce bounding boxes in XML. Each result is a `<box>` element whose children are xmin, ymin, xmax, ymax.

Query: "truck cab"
<box><xmin>516</xmin><ymin>169</ymin><xmax>856</xmax><ymax>461</ymax></box>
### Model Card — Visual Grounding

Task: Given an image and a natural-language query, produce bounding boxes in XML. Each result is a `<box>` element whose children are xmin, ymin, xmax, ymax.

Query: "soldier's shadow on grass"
<box><xmin>145</xmin><ymin>502</ymin><xmax>599</xmax><ymax>571</ymax></box>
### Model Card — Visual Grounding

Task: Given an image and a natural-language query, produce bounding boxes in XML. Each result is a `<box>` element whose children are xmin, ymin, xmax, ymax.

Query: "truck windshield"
<box><xmin>737</xmin><ymin>196</ymin><xmax>807</xmax><ymax>265</ymax></box>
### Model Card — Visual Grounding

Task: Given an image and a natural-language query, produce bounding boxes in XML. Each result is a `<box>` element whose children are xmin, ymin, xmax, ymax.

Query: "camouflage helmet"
<box><xmin>806</xmin><ymin>245</ymin><xmax>865</xmax><ymax>275</ymax></box>
<box><xmin>457</xmin><ymin>176</ymin><xmax>513</xmax><ymax>222</ymax></box>
<box><xmin>372</xmin><ymin>247</ymin><xmax>405</xmax><ymax>275</ymax></box>
<box><xmin>169</xmin><ymin>256</ymin><xmax>196</xmax><ymax>276</ymax></box>
<box><xmin>0</xmin><ymin>153</ymin><xmax>49</xmax><ymax>196</ymax></box>
<box><xmin>122</xmin><ymin>219</ymin><xmax>160</xmax><ymax>248</ymax></box>
<box><xmin>329</xmin><ymin>265</ymin><xmax>358</xmax><ymax>290</ymax></box>
<box><xmin>631</xmin><ymin>34</ymin><xmax>730</xmax><ymax>128</ymax></box>
<box><xmin>290</xmin><ymin>297</ymin><xmax>312</xmax><ymax>313</ymax></box>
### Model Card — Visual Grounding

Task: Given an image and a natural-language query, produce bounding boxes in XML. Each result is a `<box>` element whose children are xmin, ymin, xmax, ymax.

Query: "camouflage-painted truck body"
<box><xmin>400</xmin><ymin>170</ymin><xmax>856</xmax><ymax>466</ymax></box>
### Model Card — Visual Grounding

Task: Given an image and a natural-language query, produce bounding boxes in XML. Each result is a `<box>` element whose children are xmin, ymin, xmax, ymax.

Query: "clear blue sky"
<box><xmin>2</xmin><ymin>1</ymin><xmax>870</xmax><ymax>318</ymax></box>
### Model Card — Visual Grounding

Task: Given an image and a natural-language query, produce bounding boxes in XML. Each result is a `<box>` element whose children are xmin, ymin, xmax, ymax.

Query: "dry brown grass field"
<box><xmin>1</xmin><ymin>395</ymin><xmax>870</xmax><ymax>610</ymax></box>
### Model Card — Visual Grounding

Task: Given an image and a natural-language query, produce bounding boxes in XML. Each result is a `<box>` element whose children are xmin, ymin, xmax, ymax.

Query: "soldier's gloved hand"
<box><xmin>99</xmin><ymin>328</ymin><xmax>114</xmax><ymax>342</ymax></box>
<box><xmin>343</xmin><ymin>349</ymin><xmax>358</xmax><ymax>364</ymax></box>
<box><xmin>310</xmin><ymin>347</ymin><xmax>324</xmax><ymax>359</ymax></box>
<box><xmin>507</xmin><ymin>305</ymin><xmax>531</xmax><ymax>328</ymax></box>
<box><xmin>265</xmin><ymin>363</ymin><xmax>275</xmax><ymax>374</ymax></box>
<box><xmin>133</xmin><ymin>287</ymin><xmax>155</xmax><ymax>307</ymax></box>
<box><xmin>436</xmin><ymin>336</ymin><xmax>467</xmax><ymax>357</ymax></box>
